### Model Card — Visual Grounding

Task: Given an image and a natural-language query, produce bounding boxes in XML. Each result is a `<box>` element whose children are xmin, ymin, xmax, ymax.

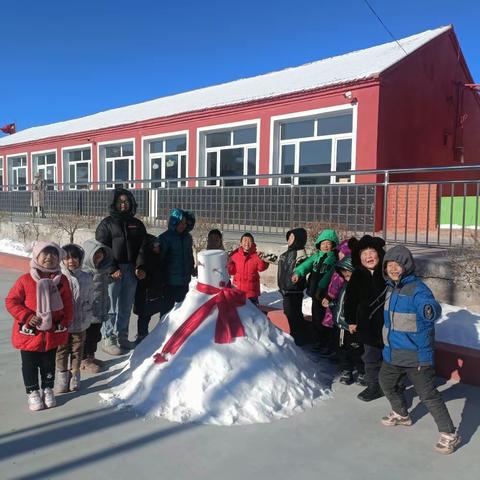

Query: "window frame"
<box><xmin>270</xmin><ymin>105</ymin><xmax>357</xmax><ymax>185</ymax></box>
<box><xmin>31</xmin><ymin>149</ymin><xmax>58</xmax><ymax>190</ymax></box>
<box><xmin>97</xmin><ymin>138</ymin><xmax>136</xmax><ymax>189</ymax></box>
<box><xmin>197</xmin><ymin>119</ymin><xmax>260</xmax><ymax>187</ymax></box>
<box><xmin>142</xmin><ymin>130</ymin><xmax>189</xmax><ymax>188</ymax></box>
<box><xmin>6</xmin><ymin>153</ymin><xmax>29</xmax><ymax>191</ymax></box>
<box><xmin>62</xmin><ymin>144</ymin><xmax>93</xmax><ymax>190</ymax></box>
<box><xmin>0</xmin><ymin>156</ymin><xmax>3</xmax><ymax>191</ymax></box>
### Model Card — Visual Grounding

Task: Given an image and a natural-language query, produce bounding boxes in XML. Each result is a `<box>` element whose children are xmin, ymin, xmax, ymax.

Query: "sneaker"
<box><xmin>70</xmin><ymin>370</ymin><xmax>81</xmax><ymax>391</ymax></box>
<box><xmin>54</xmin><ymin>370</ymin><xmax>70</xmax><ymax>394</ymax></box>
<box><xmin>43</xmin><ymin>387</ymin><xmax>56</xmax><ymax>408</ymax></box>
<box><xmin>27</xmin><ymin>390</ymin><xmax>44</xmax><ymax>411</ymax></box>
<box><xmin>381</xmin><ymin>411</ymin><xmax>413</xmax><ymax>427</ymax></box>
<box><xmin>339</xmin><ymin>370</ymin><xmax>354</xmax><ymax>385</ymax></box>
<box><xmin>81</xmin><ymin>357</ymin><xmax>101</xmax><ymax>374</ymax></box>
<box><xmin>357</xmin><ymin>384</ymin><xmax>384</xmax><ymax>402</ymax></box>
<box><xmin>101</xmin><ymin>336</ymin><xmax>124</xmax><ymax>356</ymax></box>
<box><xmin>356</xmin><ymin>372</ymin><xmax>367</xmax><ymax>386</ymax></box>
<box><xmin>435</xmin><ymin>432</ymin><xmax>461</xmax><ymax>455</ymax></box>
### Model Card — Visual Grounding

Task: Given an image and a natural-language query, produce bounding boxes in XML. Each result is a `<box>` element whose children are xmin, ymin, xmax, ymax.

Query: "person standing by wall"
<box><xmin>95</xmin><ymin>188</ymin><xmax>147</xmax><ymax>355</ymax></box>
<box><xmin>31</xmin><ymin>172</ymin><xmax>46</xmax><ymax>218</ymax></box>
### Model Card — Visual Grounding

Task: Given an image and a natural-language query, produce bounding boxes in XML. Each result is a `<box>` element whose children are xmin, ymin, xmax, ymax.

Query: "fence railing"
<box><xmin>0</xmin><ymin>165</ymin><xmax>478</xmax><ymax>247</ymax></box>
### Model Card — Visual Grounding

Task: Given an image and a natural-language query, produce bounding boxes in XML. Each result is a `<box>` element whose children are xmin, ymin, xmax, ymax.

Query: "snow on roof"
<box><xmin>0</xmin><ymin>26</ymin><xmax>451</xmax><ymax>148</ymax></box>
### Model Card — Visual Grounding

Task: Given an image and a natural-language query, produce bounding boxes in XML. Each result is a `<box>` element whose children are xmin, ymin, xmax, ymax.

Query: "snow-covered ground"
<box><xmin>0</xmin><ymin>238</ymin><xmax>31</xmax><ymax>257</ymax></box>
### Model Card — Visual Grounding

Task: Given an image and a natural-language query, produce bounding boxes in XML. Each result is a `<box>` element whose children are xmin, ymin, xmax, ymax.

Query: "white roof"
<box><xmin>0</xmin><ymin>26</ymin><xmax>451</xmax><ymax>147</ymax></box>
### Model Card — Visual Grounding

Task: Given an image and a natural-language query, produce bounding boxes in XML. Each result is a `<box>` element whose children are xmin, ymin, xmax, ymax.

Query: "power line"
<box><xmin>362</xmin><ymin>0</ymin><xmax>408</xmax><ymax>55</ymax></box>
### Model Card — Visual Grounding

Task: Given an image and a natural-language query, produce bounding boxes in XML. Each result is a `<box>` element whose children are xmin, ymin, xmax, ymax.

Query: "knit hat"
<box><xmin>30</xmin><ymin>241</ymin><xmax>64</xmax><ymax>273</ymax></box>
<box><xmin>350</xmin><ymin>235</ymin><xmax>385</xmax><ymax>268</ymax></box>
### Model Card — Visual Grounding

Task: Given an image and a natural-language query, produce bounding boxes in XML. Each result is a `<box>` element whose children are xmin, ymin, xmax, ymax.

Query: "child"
<box><xmin>134</xmin><ymin>234</ymin><xmax>164</xmax><ymax>344</ymax></box>
<box><xmin>379</xmin><ymin>245</ymin><xmax>460</xmax><ymax>455</ymax></box>
<box><xmin>56</xmin><ymin>244</ymin><xmax>94</xmax><ymax>392</ymax></box>
<box><xmin>81</xmin><ymin>239</ymin><xmax>113</xmax><ymax>373</ymax></box>
<box><xmin>207</xmin><ymin>229</ymin><xmax>224</xmax><ymax>250</ymax></box>
<box><xmin>344</xmin><ymin>235</ymin><xmax>386</xmax><ymax>402</ymax></box>
<box><xmin>5</xmin><ymin>241</ymin><xmax>73</xmax><ymax>411</ymax></box>
<box><xmin>228</xmin><ymin>233</ymin><xmax>269</xmax><ymax>305</ymax></box>
<box><xmin>328</xmin><ymin>256</ymin><xmax>365</xmax><ymax>385</ymax></box>
<box><xmin>292</xmin><ymin>229</ymin><xmax>338</xmax><ymax>350</ymax></box>
<box><xmin>158</xmin><ymin>208</ymin><xmax>196</xmax><ymax>316</ymax></box>
<box><xmin>277</xmin><ymin>228</ymin><xmax>308</xmax><ymax>346</ymax></box>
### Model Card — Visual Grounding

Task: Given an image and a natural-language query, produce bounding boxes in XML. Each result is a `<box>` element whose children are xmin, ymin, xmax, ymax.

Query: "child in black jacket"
<box><xmin>277</xmin><ymin>228</ymin><xmax>308</xmax><ymax>346</ymax></box>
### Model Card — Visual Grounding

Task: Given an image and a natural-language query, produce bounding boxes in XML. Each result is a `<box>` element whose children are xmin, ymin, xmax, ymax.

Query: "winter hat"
<box><xmin>109</xmin><ymin>188</ymin><xmax>137</xmax><ymax>216</ymax></box>
<box><xmin>350</xmin><ymin>235</ymin><xmax>385</xmax><ymax>268</ymax></box>
<box><xmin>286</xmin><ymin>228</ymin><xmax>307</xmax><ymax>250</ymax></box>
<box><xmin>30</xmin><ymin>241</ymin><xmax>64</xmax><ymax>273</ymax></box>
<box><xmin>168</xmin><ymin>208</ymin><xmax>196</xmax><ymax>232</ymax></box>
<box><xmin>314</xmin><ymin>229</ymin><xmax>339</xmax><ymax>249</ymax></box>
<box><xmin>382</xmin><ymin>245</ymin><xmax>415</xmax><ymax>280</ymax></box>
<box><xmin>335</xmin><ymin>255</ymin><xmax>354</xmax><ymax>274</ymax></box>
<box><xmin>337</xmin><ymin>238</ymin><xmax>354</xmax><ymax>257</ymax></box>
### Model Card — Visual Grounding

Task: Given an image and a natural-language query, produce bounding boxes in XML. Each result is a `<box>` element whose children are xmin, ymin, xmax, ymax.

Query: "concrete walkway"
<box><xmin>0</xmin><ymin>267</ymin><xmax>479</xmax><ymax>480</ymax></box>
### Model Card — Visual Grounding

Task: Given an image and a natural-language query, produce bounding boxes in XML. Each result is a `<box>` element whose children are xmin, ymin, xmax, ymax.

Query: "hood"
<box><xmin>382</xmin><ymin>245</ymin><xmax>415</xmax><ymax>281</ymax></box>
<box><xmin>109</xmin><ymin>188</ymin><xmax>137</xmax><ymax>216</ymax></box>
<box><xmin>82</xmin><ymin>239</ymin><xmax>113</xmax><ymax>272</ymax></box>
<box><xmin>337</xmin><ymin>238</ymin><xmax>353</xmax><ymax>256</ymax></box>
<box><xmin>314</xmin><ymin>229</ymin><xmax>339</xmax><ymax>249</ymax></box>
<box><xmin>168</xmin><ymin>208</ymin><xmax>195</xmax><ymax>233</ymax></box>
<box><xmin>286</xmin><ymin>228</ymin><xmax>307</xmax><ymax>250</ymax></box>
<box><xmin>350</xmin><ymin>235</ymin><xmax>385</xmax><ymax>268</ymax></box>
<box><xmin>335</xmin><ymin>255</ymin><xmax>354</xmax><ymax>274</ymax></box>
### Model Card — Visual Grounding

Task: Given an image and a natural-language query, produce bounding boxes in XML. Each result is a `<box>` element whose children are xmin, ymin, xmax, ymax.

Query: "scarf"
<box><xmin>29</xmin><ymin>241</ymin><xmax>64</xmax><ymax>331</ymax></box>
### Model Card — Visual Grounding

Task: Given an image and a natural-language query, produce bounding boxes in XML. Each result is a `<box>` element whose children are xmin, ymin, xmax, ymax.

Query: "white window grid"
<box><xmin>33</xmin><ymin>152</ymin><xmax>57</xmax><ymax>189</ymax></box>
<box><xmin>10</xmin><ymin>155</ymin><xmax>28</xmax><ymax>191</ymax></box>
<box><xmin>148</xmin><ymin>136</ymin><xmax>187</xmax><ymax>188</ymax></box>
<box><xmin>204</xmin><ymin>128</ymin><xmax>257</xmax><ymax>187</ymax></box>
<box><xmin>103</xmin><ymin>143</ymin><xmax>134</xmax><ymax>189</ymax></box>
<box><xmin>0</xmin><ymin>156</ymin><xmax>3</xmax><ymax>190</ymax></box>
<box><xmin>66</xmin><ymin>148</ymin><xmax>92</xmax><ymax>189</ymax></box>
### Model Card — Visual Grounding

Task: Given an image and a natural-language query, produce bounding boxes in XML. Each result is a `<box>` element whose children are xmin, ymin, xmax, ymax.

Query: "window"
<box><xmin>0</xmin><ymin>157</ymin><xmax>3</xmax><ymax>191</ymax></box>
<box><xmin>100</xmin><ymin>142</ymin><xmax>134</xmax><ymax>189</ymax></box>
<box><xmin>64</xmin><ymin>147</ymin><xmax>91</xmax><ymax>189</ymax></box>
<box><xmin>32</xmin><ymin>152</ymin><xmax>56</xmax><ymax>189</ymax></box>
<box><xmin>276</xmin><ymin>110</ymin><xmax>354</xmax><ymax>184</ymax></box>
<box><xmin>146</xmin><ymin>135</ymin><xmax>187</xmax><ymax>188</ymax></box>
<box><xmin>9</xmin><ymin>155</ymin><xmax>27</xmax><ymax>190</ymax></box>
<box><xmin>202</xmin><ymin>125</ymin><xmax>257</xmax><ymax>186</ymax></box>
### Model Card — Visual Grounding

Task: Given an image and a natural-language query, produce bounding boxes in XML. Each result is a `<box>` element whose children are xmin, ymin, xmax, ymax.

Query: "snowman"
<box><xmin>101</xmin><ymin>250</ymin><xmax>332</xmax><ymax>425</ymax></box>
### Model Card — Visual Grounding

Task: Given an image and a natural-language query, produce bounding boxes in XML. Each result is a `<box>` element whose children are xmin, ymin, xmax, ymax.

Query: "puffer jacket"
<box><xmin>228</xmin><ymin>244</ymin><xmax>269</xmax><ymax>298</ymax></box>
<box><xmin>95</xmin><ymin>188</ymin><xmax>147</xmax><ymax>273</ymax></box>
<box><xmin>157</xmin><ymin>209</ymin><xmax>195</xmax><ymax>286</ymax></box>
<box><xmin>277</xmin><ymin>228</ymin><xmax>308</xmax><ymax>295</ymax></box>
<box><xmin>6</xmin><ymin>273</ymin><xmax>73</xmax><ymax>352</ymax></box>
<box><xmin>61</xmin><ymin>263</ymin><xmax>94</xmax><ymax>333</ymax></box>
<box><xmin>82</xmin><ymin>239</ymin><xmax>113</xmax><ymax>324</ymax></box>
<box><xmin>382</xmin><ymin>245</ymin><xmax>442</xmax><ymax>367</ymax></box>
<box><xmin>294</xmin><ymin>229</ymin><xmax>339</xmax><ymax>296</ymax></box>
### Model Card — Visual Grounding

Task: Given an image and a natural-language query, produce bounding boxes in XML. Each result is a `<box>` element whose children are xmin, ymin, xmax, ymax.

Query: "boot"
<box><xmin>70</xmin><ymin>370</ymin><xmax>81</xmax><ymax>391</ymax></box>
<box><xmin>118</xmin><ymin>334</ymin><xmax>135</xmax><ymax>351</ymax></box>
<box><xmin>54</xmin><ymin>370</ymin><xmax>70</xmax><ymax>394</ymax></box>
<box><xmin>357</xmin><ymin>384</ymin><xmax>384</xmax><ymax>402</ymax></box>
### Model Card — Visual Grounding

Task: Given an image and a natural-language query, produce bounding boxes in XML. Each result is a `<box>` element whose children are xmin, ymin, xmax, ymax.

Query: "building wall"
<box><xmin>0</xmin><ymin>82</ymin><xmax>381</xmax><ymax>187</ymax></box>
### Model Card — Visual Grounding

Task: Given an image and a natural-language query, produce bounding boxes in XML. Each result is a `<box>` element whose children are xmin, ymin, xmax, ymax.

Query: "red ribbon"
<box><xmin>153</xmin><ymin>282</ymin><xmax>246</xmax><ymax>364</ymax></box>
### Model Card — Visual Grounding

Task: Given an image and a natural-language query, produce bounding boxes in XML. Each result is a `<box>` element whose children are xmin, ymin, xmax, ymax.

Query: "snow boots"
<box><xmin>357</xmin><ymin>384</ymin><xmax>384</xmax><ymax>402</ymax></box>
<box><xmin>55</xmin><ymin>370</ymin><xmax>71</xmax><ymax>394</ymax></box>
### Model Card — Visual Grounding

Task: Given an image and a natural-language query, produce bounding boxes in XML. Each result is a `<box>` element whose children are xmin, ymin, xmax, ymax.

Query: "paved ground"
<box><xmin>0</xmin><ymin>267</ymin><xmax>479</xmax><ymax>480</ymax></box>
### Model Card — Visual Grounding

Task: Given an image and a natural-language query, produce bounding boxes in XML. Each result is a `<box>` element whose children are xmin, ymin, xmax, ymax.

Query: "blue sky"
<box><xmin>1</xmin><ymin>0</ymin><xmax>478</xmax><ymax>132</ymax></box>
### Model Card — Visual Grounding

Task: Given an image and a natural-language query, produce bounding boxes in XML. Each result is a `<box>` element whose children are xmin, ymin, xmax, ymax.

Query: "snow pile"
<box><xmin>0</xmin><ymin>238</ymin><xmax>31</xmax><ymax>257</ymax></box>
<box><xmin>101</xmin><ymin>289</ymin><xmax>331</xmax><ymax>425</ymax></box>
<box><xmin>435</xmin><ymin>304</ymin><xmax>480</xmax><ymax>351</ymax></box>
<box><xmin>260</xmin><ymin>285</ymin><xmax>312</xmax><ymax>315</ymax></box>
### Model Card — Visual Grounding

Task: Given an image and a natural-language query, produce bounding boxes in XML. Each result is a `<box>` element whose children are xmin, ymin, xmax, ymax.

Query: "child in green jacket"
<box><xmin>292</xmin><ymin>229</ymin><xmax>338</xmax><ymax>352</ymax></box>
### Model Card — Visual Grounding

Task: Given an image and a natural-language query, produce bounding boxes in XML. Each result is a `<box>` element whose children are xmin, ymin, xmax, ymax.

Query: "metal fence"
<box><xmin>0</xmin><ymin>165</ymin><xmax>478</xmax><ymax>247</ymax></box>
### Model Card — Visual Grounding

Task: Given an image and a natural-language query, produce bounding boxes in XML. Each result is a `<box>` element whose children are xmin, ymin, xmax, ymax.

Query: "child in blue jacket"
<box><xmin>379</xmin><ymin>245</ymin><xmax>460</xmax><ymax>455</ymax></box>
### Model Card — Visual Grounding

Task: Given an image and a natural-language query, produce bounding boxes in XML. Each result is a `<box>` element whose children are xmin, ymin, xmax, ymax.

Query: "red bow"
<box><xmin>153</xmin><ymin>283</ymin><xmax>246</xmax><ymax>364</ymax></box>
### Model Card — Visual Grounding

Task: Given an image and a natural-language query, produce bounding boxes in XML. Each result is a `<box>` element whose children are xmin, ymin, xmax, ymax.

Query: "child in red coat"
<box><xmin>228</xmin><ymin>233</ymin><xmax>269</xmax><ymax>305</ymax></box>
<box><xmin>5</xmin><ymin>241</ymin><xmax>73</xmax><ymax>411</ymax></box>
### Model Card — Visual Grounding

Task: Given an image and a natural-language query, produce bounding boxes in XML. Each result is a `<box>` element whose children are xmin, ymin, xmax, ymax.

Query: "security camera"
<box><xmin>344</xmin><ymin>91</ymin><xmax>353</xmax><ymax>99</ymax></box>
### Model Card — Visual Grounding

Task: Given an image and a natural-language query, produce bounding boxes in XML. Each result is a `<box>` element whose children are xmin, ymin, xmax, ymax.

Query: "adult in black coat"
<box><xmin>277</xmin><ymin>228</ymin><xmax>309</xmax><ymax>346</ymax></box>
<box><xmin>95</xmin><ymin>188</ymin><xmax>147</xmax><ymax>354</ymax></box>
<box><xmin>134</xmin><ymin>234</ymin><xmax>164</xmax><ymax>343</ymax></box>
<box><xmin>344</xmin><ymin>235</ymin><xmax>387</xmax><ymax>402</ymax></box>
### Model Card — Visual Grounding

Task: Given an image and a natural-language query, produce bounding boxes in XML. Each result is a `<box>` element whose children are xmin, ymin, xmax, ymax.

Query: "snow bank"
<box><xmin>0</xmin><ymin>238</ymin><xmax>31</xmax><ymax>257</ymax></box>
<box><xmin>101</xmin><ymin>290</ymin><xmax>332</xmax><ymax>425</ymax></box>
